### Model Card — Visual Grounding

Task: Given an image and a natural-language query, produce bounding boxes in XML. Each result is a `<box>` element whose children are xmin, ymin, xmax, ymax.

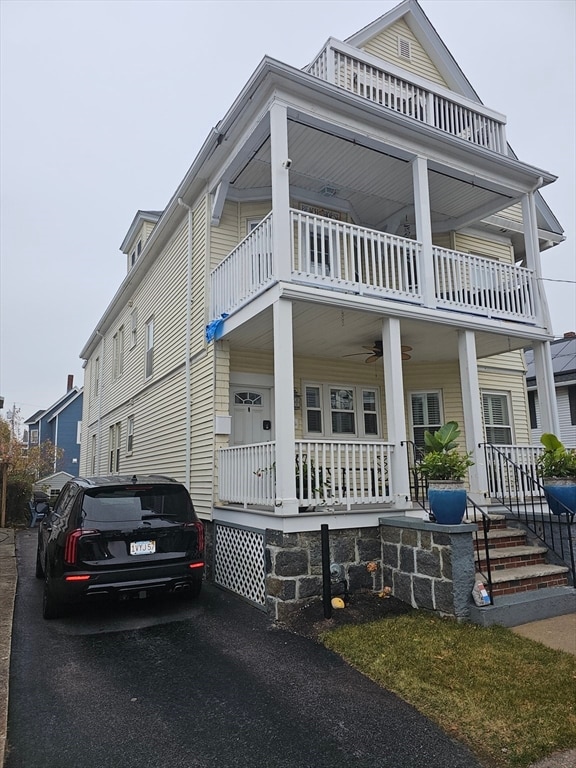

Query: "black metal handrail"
<box><xmin>465</xmin><ymin>495</ymin><xmax>494</xmax><ymax>604</ymax></box>
<box><xmin>403</xmin><ymin>439</ymin><xmax>428</xmax><ymax>509</ymax></box>
<box><xmin>482</xmin><ymin>443</ymin><xmax>575</xmax><ymax>586</ymax></box>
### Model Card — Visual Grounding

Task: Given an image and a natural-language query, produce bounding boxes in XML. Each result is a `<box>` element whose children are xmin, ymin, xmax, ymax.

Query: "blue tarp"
<box><xmin>205</xmin><ymin>313</ymin><xmax>229</xmax><ymax>343</ymax></box>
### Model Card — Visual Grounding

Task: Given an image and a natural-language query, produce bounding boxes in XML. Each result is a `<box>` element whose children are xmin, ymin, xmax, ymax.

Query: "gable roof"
<box><xmin>24</xmin><ymin>387</ymin><xmax>81</xmax><ymax>426</ymax></box>
<box><xmin>120</xmin><ymin>210</ymin><xmax>163</xmax><ymax>253</ymax></box>
<box><xmin>343</xmin><ymin>0</ymin><xmax>563</xmax><ymax>239</ymax></box>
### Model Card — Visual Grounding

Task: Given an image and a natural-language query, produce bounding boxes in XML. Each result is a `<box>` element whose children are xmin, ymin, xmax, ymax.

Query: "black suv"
<box><xmin>36</xmin><ymin>475</ymin><xmax>204</xmax><ymax>619</ymax></box>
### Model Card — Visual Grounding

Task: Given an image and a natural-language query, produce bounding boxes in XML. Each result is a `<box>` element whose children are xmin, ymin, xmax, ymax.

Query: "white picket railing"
<box><xmin>209</xmin><ymin>211</ymin><xmax>537</xmax><ymax>324</ymax></box>
<box><xmin>217</xmin><ymin>439</ymin><xmax>394</xmax><ymax>510</ymax></box>
<box><xmin>210</xmin><ymin>212</ymin><xmax>274</xmax><ymax>318</ymax></box>
<box><xmin>307</xmin><ymin>42</ymin><xmax>507</xmax><ymax>154</ymax></box>
<box><xmin>433</xmin><ymin>246</ymin><xmax>536</xmax><ymax>321</ymax></box>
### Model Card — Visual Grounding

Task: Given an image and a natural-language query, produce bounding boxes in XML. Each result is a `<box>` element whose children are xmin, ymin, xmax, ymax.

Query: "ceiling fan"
<box><xmin>343</xmin><ymin>340</ymin><xmax>412</xmax><ymax>364</ymax></box>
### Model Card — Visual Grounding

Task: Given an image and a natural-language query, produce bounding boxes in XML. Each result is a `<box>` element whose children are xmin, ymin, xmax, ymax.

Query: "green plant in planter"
<box><xmin>536</xmin><ymin>433</ymin><xmax>576</xmax><ymax>479</ymax></box>
<box><xmin>536</xmin><ymin>433</ymin><xmax>576</xmax><ymax>516</ymax></box>
<box><xmin>418</xmin><ymin>421</ymin><xmax>474</xmax><ymax>481</ymax></box>
<box><xmin>295</xmin><ymin>455</ymin><xmax>330</xmax><ymax>502</ymax></box>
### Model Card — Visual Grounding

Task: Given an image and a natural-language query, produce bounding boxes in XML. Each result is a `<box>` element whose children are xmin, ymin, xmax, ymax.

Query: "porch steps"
<box><xmin>469</xmin><ymin>511</ymin><xmax>575</xmax><ymax>627</ymax></box>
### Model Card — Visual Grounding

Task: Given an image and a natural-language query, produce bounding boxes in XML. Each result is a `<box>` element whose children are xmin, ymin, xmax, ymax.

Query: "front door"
<box><xmin>231</xmin><ymin>387</ymin><xmax>273</xmax><ymax>445</ymax></box>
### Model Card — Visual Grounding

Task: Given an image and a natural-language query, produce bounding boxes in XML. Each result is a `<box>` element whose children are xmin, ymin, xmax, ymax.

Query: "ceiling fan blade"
<box><xmin>402</xmin><ymin>352</ymin><xmax>411</xmax><ymax>361</ymax></box>
<box><xmin>365</xmin><ymin>354</ymin><xmax>380</xmax><ymax>363</ymax></box>
<box><xmin>401</xmin><ymin>345</ymin><xmax>413</xmax><ymax>352</ymax></box>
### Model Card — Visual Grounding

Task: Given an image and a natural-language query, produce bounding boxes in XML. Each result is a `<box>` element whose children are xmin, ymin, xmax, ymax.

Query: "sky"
<box><xmin>1</xmin><ymin>0</ymin><xmax>575</xmax><ymax>424</ymax></box>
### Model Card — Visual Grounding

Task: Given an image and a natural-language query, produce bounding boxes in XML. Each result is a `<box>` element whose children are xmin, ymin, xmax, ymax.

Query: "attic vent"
<box><xmin>398</xmin><ymin>36</ymin><xmax>412</xmax><ymax>60</ymax></box>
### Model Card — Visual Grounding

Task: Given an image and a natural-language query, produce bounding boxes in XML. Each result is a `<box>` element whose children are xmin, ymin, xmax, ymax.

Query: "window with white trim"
<box><xmin>304</xmin><ymin>384</ymin><xmax>380</xmax><ymax>438</ymax></box>
<box><xmin>113</xmin><ymin>326</ymin><xmax>125</xmax><ymax>379</ymax></box>
<box><xmin>93</xmin><ymin>356</ymin><xmax>100</xmax><ymax>397</ymax></box>
<box><xmin>410</xmin><ymin>391</ymin><xmax>442</xmax><ymax>450</ymax></box>
<box><xmin>145</xmin><ymin>317</ymin><xmax>154</xmax><ymax>379</ymax></box>
<box><xmin>30</xmin><ymin>428</ymin><xmax>39</xmax><ymax>446</ymax></box>
<box><xmin>130</xmin><ymin>308</ymin><xmax>138</xmax><ymax>348</ymax></box>
<box><xmin>482</xmin><ymin>392</ymin><xmax>513</xmax><ymax>444</ymax></box>
<box><xmin>109</xmin><ymin>422</ymin><xmax>121</xmax><ymax>473</ymax></box>
<box><xmin>90</xmin><ymin>434</ymin><xmax>97</xmax><ymax>475</ymax></box>
<box><xmin>127</xmin><ymin>416</ymin><xmax>134</xmax><ymax>454</ymax></box>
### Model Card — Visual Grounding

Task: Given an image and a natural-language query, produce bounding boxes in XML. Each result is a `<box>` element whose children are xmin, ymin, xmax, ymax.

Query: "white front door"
<box><xmin>231</xmin><ymin>387</ymin><xmax>273</xmax><ymax>445</ymax></box>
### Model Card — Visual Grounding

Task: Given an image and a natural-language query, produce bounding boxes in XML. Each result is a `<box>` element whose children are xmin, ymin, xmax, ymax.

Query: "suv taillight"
<box><xmin>184</xmin><ymin>521</ymin><xmax>204</xmax><ymax>554</ymax></box>
<box><xmin>64</xmin><ymin>529</ymin><xmax>99</xmax><ymax>565</ymax></box>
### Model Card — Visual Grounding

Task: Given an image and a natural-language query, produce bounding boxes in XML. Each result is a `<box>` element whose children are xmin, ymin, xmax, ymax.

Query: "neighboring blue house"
<box><xmin>24</xmin><ymin>376</ymin><xmax>83</xmax><ymax>475</ymax></box>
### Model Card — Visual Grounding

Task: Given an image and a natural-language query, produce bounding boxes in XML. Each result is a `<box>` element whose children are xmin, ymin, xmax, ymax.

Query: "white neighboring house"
<box><xmin>525</xmin><ymin>333</ymin><xmax>576</xmax><ymax>447</ymax></box>
<box><xmin>78</xmin><ymin>0</ymin><xmax>568</xmax><ymax>619</ymax></box>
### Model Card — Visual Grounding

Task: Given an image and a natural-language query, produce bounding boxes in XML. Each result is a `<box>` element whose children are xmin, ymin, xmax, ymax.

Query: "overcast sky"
<box><xmin>1</xmin><ymin>0</ymin><xmax>575</xmax><ymax>422</ymax></box>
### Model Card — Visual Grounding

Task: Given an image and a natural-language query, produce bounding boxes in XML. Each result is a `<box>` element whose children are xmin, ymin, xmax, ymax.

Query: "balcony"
<box><xmin>306</xmin><ymin>40</ymin><xmax>507</xmax><ymax>155</ymax></box>
<box><xmin>218</xmin><ymin>439</ymin><xmax>395</xmax><ymax>511</ymax></box>
<box><xmin>210</xmin><ymin>210</ymin><xmax>536</xmax><ymax>324</ymax></box>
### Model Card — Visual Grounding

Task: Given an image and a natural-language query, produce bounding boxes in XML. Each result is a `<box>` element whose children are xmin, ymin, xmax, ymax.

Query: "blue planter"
<box><xmin>543</xmin><ymin>480</ymin><xmax>576</xmax><ymax>517</ymax></box>
<box><xmin>428</xmin><ymin>485</ymin><xmax>467</xmax><ymax>525</ymax></box>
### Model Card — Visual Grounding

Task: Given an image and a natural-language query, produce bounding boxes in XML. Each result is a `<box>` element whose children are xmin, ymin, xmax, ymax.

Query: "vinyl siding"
<box><xmin>360</xmin><ymin>19</ymin><xmax>449</xmax><ymax>88</ymax></box>
<box><xmin>454</xmin><ymin>233</ymin><xmax>514</xmax><ymax>263</ymax></box>
<box><xmin>531</xmin><ymin>386</ymin><xmax>576</xmax><ymax>447</ymax></box>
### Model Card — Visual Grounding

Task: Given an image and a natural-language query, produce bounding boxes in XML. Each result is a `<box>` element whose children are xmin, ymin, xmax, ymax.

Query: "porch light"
<box><xmin>294</xmin><ymin>390</ymin><xmax>302</xmax><ymax>410</ymax></box>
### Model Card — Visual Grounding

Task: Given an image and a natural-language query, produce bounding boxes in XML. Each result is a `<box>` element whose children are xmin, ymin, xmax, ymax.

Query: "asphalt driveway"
<box><xmin>5</xmin><ymin>529</ymin><xmax>483</xmax><ymax>768</ymax></box>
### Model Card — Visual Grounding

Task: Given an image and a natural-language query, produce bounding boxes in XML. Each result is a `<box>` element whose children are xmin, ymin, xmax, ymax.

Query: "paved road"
<box><xmin>6</xmin><ymin>530</ymin><xmax>482</xmax><ymax>768</ymax></box>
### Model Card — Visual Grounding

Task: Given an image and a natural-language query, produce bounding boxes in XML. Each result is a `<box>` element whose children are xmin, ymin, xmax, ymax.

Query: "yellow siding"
<box><xmin>498</xmin><ymin>203</ymin><xmax>523</xmax><ymax>224</ymax></box>
<box><xmin>361</xmin><ymin>19</ymin><xmax>449</xmax><ymax>88</ymax></box>
<box><xmin>191</xmin><ymin>196</ymin><xmax>209</xmax><ymax>352</ymax></box>
<box><xmin>454</xmin><ymin>233</ymin><xmax>513</xmax><ymax>263</ymax></box>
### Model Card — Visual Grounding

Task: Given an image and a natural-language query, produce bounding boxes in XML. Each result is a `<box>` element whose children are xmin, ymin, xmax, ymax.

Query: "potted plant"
<box><xmin>417</xmin><ymin>421</ymin><xmax>474</xmax><ymax>525</ymax></box>
<box><xmin>536</xmin><ymin>433</ymin><xmax>576</xmax><ymax>516</ymax></box>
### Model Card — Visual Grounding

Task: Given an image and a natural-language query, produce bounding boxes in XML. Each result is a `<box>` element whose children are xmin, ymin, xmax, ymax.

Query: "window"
<box><xmin>130</xmin><ymin>250</ymin><xmax>136</xmax><ymax>267</ymax></box>
<box><xmin>145</xmin><ymin>318</ymin><xmax>154</xmax><ymax>378</ymax></box>
<box><xmin>30</xmin><ymin>429</ymin><xmax>39</xmax><ymax>445</ymax></box>
<box><xmin>91</xmin><ymin>434</ymin><xmax>97</xmax><ymax>475</ymax></box>
<box><xmin>482</xmin><ymin>392</ymin><xmax>513</xmax><ymax>444</ymax></box>
<box><xmin>127</xmin><ymin>416</ymin><xmax>134</xmax><ymax>454</ymax></box>
<box><xmin>304</xmin><ymin>384</ymin><xmax>379</xmax><ymax>437</ymax></box>
<box><xmin>527</xmin><ymin>390</ymin><xmax>538</xmax><ymax>430</ymax></box>
<box><xmin>410</xmin><ymin>392</ymin><xmax>442</xmax><ymax>449</ymax></box>
<box><xmin>76</xmin><ymin>421</ymin><xmax>82</xmax><ymax>445</ymax></box>
<box><xmin>569</xmin><ymin>385</ymin><xmax>576</xmax><ymax>426</ymax></box>
<box><xmin>113</xmin><ymin>326</ymin><xmax>125</xmax><ymax>379</ymax></box>
<box><xmin>109</xmin><ymin>423</ymin><xmax>121</xmax><ymax>473</ymax></box>
<box><xmin>130</xmin><ymin>308</ymin><xmax>138</xmax><ymax>348</ymax></box>
<box><xmin>93</xmin><ymin>357</ymin><xmax>100</xmax><ymax>397</ymax></box>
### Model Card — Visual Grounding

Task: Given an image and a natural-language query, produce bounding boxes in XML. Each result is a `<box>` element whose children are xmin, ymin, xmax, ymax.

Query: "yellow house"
<box><xmin>79</xmin><ymin>0</ymin><xmax>572</xmax><ymax>623</ymax></box>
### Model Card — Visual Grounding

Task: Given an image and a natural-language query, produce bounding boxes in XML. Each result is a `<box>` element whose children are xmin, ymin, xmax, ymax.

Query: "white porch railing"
<box><xmin>485</xmin><ymin>444</ymin><xmax>543</xmax><ymax>499</ymax></box>
<box><xmin>306</xmin><ymin>41</ymin><xmax>507</xmax><ymax>154</ymax></box>
<box><xmin>291</xmin><ymin>210</ymin><xmax>421</xmax><ymax>300</ymax></box>
<box><xmin>210</xmin><ymin>212</ymin><xmax>274</xmax><ymax>318</ymax></box>
<box><xmin>433</xmin><ymin>246</ymin><xmax>536</xmax><ymax>321</ymax></box>
<box><xmin>217</xmin><ymin>439</ymin><xmax>395</xmax><ymax>511</ymax></box>
<box><xmin>209</xmin><ymin>211</ymin><xmax>537</xmax><ymax>324</ymax></box>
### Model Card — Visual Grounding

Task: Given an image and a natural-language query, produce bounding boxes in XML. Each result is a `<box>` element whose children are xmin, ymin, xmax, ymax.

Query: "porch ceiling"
<box><xmin>230</xmin><ymin>122</ymin><xmax>515</xmax><ymax>236</ymax></box>
<box><xmin>223</xmin><ymin>302</ymin><xmax>531</xmax><ymax>364</ymax></box>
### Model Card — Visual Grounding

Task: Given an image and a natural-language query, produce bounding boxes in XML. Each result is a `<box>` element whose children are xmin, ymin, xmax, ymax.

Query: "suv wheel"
<box><xmin>43</xmin><ymin>571</ymin><xmax>64</xmax><ymax>620</ymax></box>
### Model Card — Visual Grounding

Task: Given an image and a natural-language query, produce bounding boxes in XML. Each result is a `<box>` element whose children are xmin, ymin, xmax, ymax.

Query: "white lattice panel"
<box><xmin>214</xmin><ymin>524</ymin><xmax>266</xmax><ymax>607</ymax></box>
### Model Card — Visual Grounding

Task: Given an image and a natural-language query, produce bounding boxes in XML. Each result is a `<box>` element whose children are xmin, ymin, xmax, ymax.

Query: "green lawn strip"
<box><xmin>321</xmin><ymin>613</ymin><xmax>576</xmax><ymax>768</ymax></box>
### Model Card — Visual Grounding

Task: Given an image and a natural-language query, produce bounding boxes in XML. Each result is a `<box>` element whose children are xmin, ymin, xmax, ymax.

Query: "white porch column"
<box><xmin>532</xmin><ymin>340</ymin><xmax>561</xmax><ymax>436</ymax></box>
<box><xmin>522</xmin><ymin>191</ymin><xmax>552</xmax><ymax>331</ymax></box>
<box><xmin>412</xmin><ymin>156</ymin><xmax>435</xmax><ymax>308</ymax></box>
<box><xmin>457</xmin><ymin>330</ymin><xmax>489</xmax><ymax>503</ymax></box>
<box><xmin>270</xmin><ymin>101</ymin><xmax>292</xmax><ymax>282</ymax></box>
<box><xmin>273</xmin><ymin>298</ymin><xmax>298</xmax><ymax>514</ymax></box>
<box><xmin>381</xmin><ymin>318</ymin><xmax>411</xmax><ymax>505</ymax></box>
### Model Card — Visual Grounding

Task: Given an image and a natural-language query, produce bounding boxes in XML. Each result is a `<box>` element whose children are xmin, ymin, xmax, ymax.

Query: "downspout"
<box><xmin>53</xmin><ymin>415</ymin><xmax>58</xmax><ymax>473</ymax></box>
<box><xmin>178</xmin><ymin>198</ymin><xmax>193</xmax><ymax>490</ymax></box>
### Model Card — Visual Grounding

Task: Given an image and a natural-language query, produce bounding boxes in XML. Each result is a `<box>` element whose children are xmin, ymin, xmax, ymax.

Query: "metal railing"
<box><xmin>483</xmin><ymin>443</ymin><xmax>575</xmax><ymax>586</ymax></box>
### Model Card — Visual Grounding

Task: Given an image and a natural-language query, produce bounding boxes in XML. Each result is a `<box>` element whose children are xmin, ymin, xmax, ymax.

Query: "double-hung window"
<box><xmin>304</xmin><ymin>384</ymin><xmax>379</xmax><ymax>438</ymax></box>
<box><xmin>109</xmin><ymin>422</ymin><xmax>121</xmax><ymax>473</ymax></box>
<box><xmin>127</xmin><ymin>416</ymin><xmax>135</xmax><ymax>454</ymax></box>
<box><xmin>145</xmin><ymin>318</ymin><xmax>154</xmax><ymax>379</ymax></box>
<box><xmin>410</xmin><ymin>392</ymin><xmax>442</xmax><ymax>450</ymax></box>
<box><xmin>113</xmin><ymin>326</ymin><xmax>124</xmax><ymax>379</ymax></box>
<box><xmin>482</xmin><ymin>392</ymin><xmax>513</xmax><ymax>444</ymax></box>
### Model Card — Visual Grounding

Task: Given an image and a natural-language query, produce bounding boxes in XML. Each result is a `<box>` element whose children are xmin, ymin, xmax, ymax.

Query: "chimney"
<box><xmin>563</xmin><ymin>332</ymin><xmax>576</xmax><ymax>339</ymax></box>
<box><xmin>67</xmin><ymin>375</ymin><xmax>74</xmax><ymax>391</ymax></box>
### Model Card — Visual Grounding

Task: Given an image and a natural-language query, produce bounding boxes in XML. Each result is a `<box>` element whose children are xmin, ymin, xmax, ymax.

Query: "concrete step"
<box><xmin>476</xmin><ymin>545</ymin><xmax>548</xmax><ymax>570</ymax></box>
<box><xmin>483</xmin><ymin>563</ymin><xmax>569</xmax><ymax>597</ymax></box>
<box><xmin>469</xmin><ymin>585</ymin><xmax>576</xmax><ymax>628</ymax></box>
<box><xmin>483</xmin><ymin>527</ymin><xmax>527</xmax><ymax>548</ymax></box>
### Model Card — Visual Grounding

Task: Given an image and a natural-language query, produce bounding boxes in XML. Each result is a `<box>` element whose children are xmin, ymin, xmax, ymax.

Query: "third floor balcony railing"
<box><xmin>306</xmin><ymin>40</ymin><xmax>507</xmax><ymax>154</ymax></box>
<box><xmin>209</xmin><ymin>210</ymin><xmax>536</xmax><ymax>324</ymax></box>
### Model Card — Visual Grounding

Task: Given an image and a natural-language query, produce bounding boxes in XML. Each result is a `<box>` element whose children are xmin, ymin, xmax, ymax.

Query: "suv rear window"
<box><xmin>81</xmin><ymin>484</ymin><xmax>196</xmax><ymax>524</ymax></box>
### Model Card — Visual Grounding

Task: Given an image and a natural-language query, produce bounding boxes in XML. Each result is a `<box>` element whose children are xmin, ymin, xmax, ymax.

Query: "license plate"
<box><xmin>130</xmin><ymin>540</ymin><xmax>156</xmax><ymax>555</ymax></box>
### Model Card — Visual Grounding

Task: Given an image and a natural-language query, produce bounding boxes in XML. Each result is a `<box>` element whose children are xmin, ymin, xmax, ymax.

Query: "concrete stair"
<box><xmin>468</xmin><ymin>512</ymin><xmax>576</xmax><ymax>627</ymax></box>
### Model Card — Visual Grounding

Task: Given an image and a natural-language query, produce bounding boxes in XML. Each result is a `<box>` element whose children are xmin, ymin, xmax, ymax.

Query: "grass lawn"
<box><xmin>321</xmin><ymin>612</ymin><xmax>576</xmax><ymax>768</ymax></box>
